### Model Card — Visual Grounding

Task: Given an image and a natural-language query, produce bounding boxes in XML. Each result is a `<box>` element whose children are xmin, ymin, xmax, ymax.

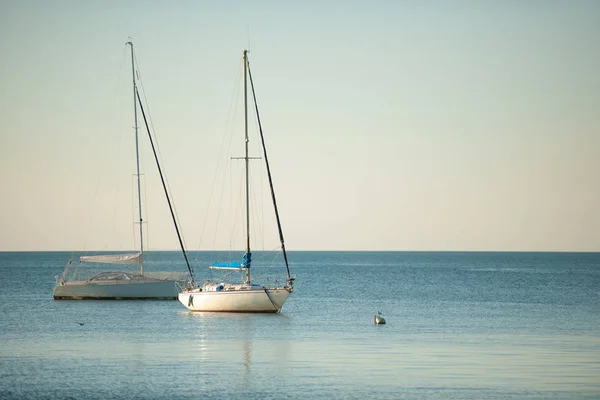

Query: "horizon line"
<box><xmin>1</xmin><ymin>249</ymin><xmax>599</xmax><ymax>254</ymax></box>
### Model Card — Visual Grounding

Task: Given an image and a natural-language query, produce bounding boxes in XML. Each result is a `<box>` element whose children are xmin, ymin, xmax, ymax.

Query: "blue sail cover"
<box><xmin>211</xmin><ymin>253</ymin><xmax>252</xmax><ymax>268</ymax></box>
<box><xmin>242</xmin><ymin>252</ymin><xmax>251</xmax><ymax>267</ymax></box>
<box><xmin>211</xmin><ymin>261</ymin><xmax>242</xmax><ymax>268</ymax></box>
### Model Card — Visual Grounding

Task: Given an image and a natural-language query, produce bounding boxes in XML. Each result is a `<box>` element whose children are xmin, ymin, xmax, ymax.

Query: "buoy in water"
<box><xmin>374</xmin><ymin>311</ymin><xmax>386</xmax><ymax>325</ymax></box>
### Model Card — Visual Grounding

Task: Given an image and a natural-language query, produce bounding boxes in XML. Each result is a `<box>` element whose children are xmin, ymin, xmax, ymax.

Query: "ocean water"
<box><xmin>0</xmin><ymin>251</ymin><xmax>599</xmax><ymax>400</ymax></box>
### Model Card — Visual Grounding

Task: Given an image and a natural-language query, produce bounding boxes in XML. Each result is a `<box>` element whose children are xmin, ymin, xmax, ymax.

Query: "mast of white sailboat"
<box><xmin>243</xmin><ymin>50</ymin><xmax>251</xmax><ymax>284</ymax></box>
<box><xmin>127</xmin><ymin>41</ymin><xmax>145</xmax><ymax>274</ymax></box>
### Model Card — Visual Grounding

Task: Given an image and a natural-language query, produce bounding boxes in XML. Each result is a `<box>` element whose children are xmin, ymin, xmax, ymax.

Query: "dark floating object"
<box><xmin>76</xmin><ymin>322</ymin><xmax>84</xmax><ymax>326</ymax></box>
<box><xmin>374</xmin><ymin>311</ymin><xmax>386</xmax><ymax>325</ymax></box>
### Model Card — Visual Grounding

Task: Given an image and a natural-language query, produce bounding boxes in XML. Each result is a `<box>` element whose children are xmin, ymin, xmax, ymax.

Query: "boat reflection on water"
<box><xmin>240</xmin><ymin>316</ymin><xmax>252</xmax><ymax>386</ymax></box>
<box><xmin>177</xmin><ymin>311</ymin><xmax>293</xmax><ymax>388</ymax></box>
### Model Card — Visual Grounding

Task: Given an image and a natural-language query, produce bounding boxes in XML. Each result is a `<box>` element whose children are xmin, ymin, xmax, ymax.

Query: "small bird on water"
<box><xmin>76</xmin><ymin>322</ymin><xmax>84</xmax><ymax>326</ymax></box>
<box><xmin>374</xmin><ymin>311</ymin><xmax>386</xmax><ymax>325</ymax></box>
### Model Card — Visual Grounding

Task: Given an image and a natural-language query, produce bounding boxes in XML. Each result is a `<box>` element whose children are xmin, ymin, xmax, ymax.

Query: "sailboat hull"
<box><xmin>178</xmin><ymin>288</ymin><xmax>291</xmax><ymax>312</ymax></box>
<box><xmin>53</xmin><ymin>279</ymin><xmax>186</xmax><ymax>300</ymax></box>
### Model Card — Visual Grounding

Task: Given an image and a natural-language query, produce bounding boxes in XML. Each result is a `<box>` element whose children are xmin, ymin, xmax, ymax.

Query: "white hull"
<box><xmin>178</xmin><ymin>287</ymin><xmax>291</xmax><ymax>313</ymax></box>
<box><xmin>53</xmin><ymin>279</ymin><xmax>186</xmax><ymax>300</ymax></box>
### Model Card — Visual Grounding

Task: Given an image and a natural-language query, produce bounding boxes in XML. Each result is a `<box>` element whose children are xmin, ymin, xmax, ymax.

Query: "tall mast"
<box><xmin>243</xmin><ymin>50</ymin><xmax>251</xmax><ymax>284</ymax></box>
<box><xmin>127</xmin><ymin>41</ymin><xmax>145</xmax><ymax>274</ymax></box>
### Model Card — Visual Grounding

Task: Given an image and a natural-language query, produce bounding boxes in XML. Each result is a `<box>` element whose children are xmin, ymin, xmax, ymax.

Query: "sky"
<box><xmin>1</xmin><ymin>0</ymin><xmax>599</xmax><ymax>252</ymax></box>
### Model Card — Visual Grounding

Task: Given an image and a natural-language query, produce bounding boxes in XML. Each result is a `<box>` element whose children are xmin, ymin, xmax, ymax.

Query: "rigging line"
<box><xmin>209</xmin><ymin>165</ymin><xmax>227</xmax><ymax>253</ymax></box>
<box><xmin>133</xmin><ymin>56</ymin><xmax>188</xmax><ymax>252</ymax></box>
<box><xmin>248</xmin><ymin>99</ymin><xmax>265</xmax><ymax>250</ymax></box>
<box><xmin>246</xmin><ymin>57</ymin><xmax>291</xmax><ymax>280</ymax></box>
<box><xmin>83</xmin><ymin>46</ymin><xmax>129</xmax><ymax>255</ymax></box>
<box><xmin>136</xmin><ymin>89</ymin><xmax>195</xmax><ymax>284</ymax></box>
<box><xmin>142</xmin><ymin>173</ymin><xmax>150</xmax><ymax>257</ymax></box>
<box><xmin>259</xmin><ymin>126</ymin><xmax>265</xmax><ymax>251</ymax></box>
<box><xmin>228</xmin><ymin>167</ymin><xmax>245</xmax><ymax>252</ymax></box>
<box><xmin>131</xmin><ymin>174</ymin><xmax>137</xmax><ymax>252</ymax></box>
<box><xmin>248</xmin><ymin>167</ymin><xmax>265</xmax><ymax>251</ymax></box>
<box><xmin>109</xmin><ymin>47</ymin><xmax>130</xmax><ymax>254</ymax></box>
<box><xmin>249</xmin><ymin>168</ymin><xmax>259</xmax><ymax>250</ymax></box>
<box><xmin>133</xmin><ymin>55</ymin><xmax>193</xmax><ymax>258</ymax></box>
<box><xmin>208</xmin><ymin>150</ymin><xmax>236</xmax><ymax>254</ymax></box>
<box><xmin>210</xmin><ymin>157</ymin><xmax>233</xmax><ymax>253</ymax></box>
<box><xmin>199</xmin><ymin>63</ymin><xmax>243</xmax><ymax>256</ymax></box>
<box><xmin>133</xmin><ymin>52</ymin><xmax>157</xmax><ymax>140</ymax></box>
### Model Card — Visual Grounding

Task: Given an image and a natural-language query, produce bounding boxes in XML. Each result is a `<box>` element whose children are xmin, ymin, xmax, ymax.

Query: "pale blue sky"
<box><xmin>1</xmin><ymin>1</ymin><xmax>598</xmax><ymax>251</ymax></box>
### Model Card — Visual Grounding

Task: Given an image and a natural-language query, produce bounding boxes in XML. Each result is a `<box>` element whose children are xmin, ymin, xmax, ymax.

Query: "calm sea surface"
<box><xmin>0</xmin><ymin>251</ymin><xmax>599</xmax><ymax>399</ymax></box>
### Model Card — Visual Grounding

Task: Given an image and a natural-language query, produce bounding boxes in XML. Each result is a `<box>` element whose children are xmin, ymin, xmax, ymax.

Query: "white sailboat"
<box><xmin>178</xmin><ymin>50</ymin><xmax>295</xmax><ymax>312</ymax></box>
<box><xmin>53</xmin><ymin>41</ymin><xmax>194</xmax><ymax>300</ymax></box>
